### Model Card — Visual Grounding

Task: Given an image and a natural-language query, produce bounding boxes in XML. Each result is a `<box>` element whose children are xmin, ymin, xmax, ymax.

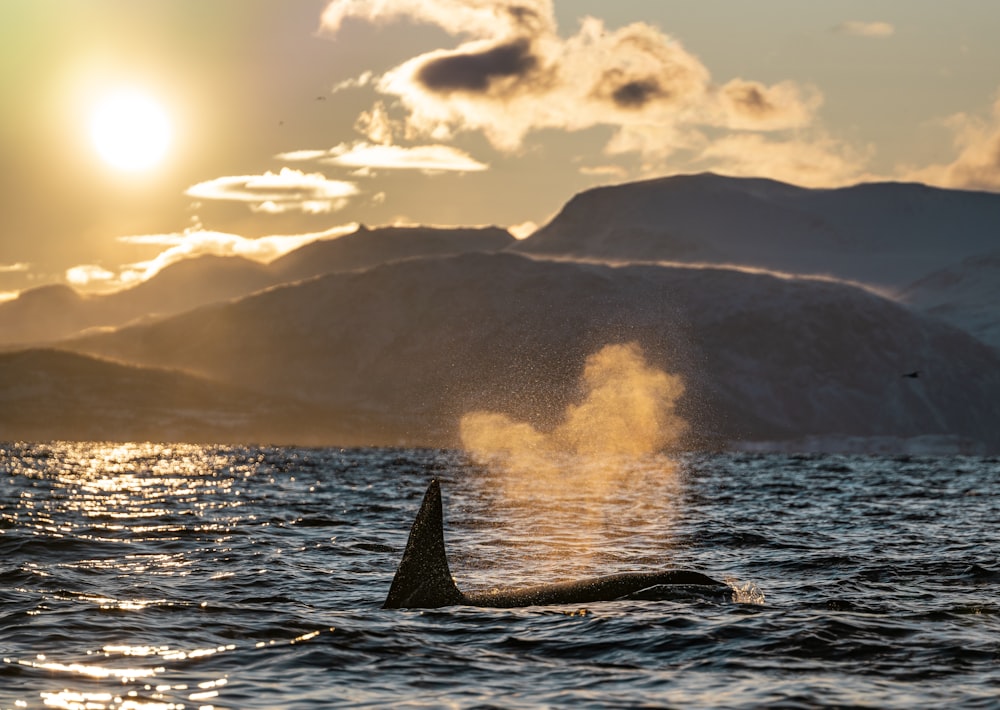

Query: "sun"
<box><xmin>89</xmin><ymin>89</ymin><xmax>172</xmax><ymax>172</ymax></box>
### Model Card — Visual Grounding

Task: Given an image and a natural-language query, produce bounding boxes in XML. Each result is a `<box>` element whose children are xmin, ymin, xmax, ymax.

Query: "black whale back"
<box><xmin>383</xmin><ymin>480</ymin><xmax>728</xmax><ymax>609</ymax></box>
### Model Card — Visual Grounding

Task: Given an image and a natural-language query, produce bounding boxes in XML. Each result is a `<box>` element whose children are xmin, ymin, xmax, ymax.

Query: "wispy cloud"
<box><xmin>715</xmin><ymin>79</ymin><xmax>820</xmax><ymax>131</ymax></box>
<box><xmin>903</xmin><ymin>94</ymin><xmax>1000</xmax><ymax>191</ymax></box>
<box><xmin>508</xmin><ymin>220</ymin><xmax>539</xmax><ymax>239</ymax></box>
<box><xmin>578</xmin><ymin>164</ymin><xmax>628</xmax><ymax>179</ymax></box>
<box><xmin>320</xmin><ymin>0</ymin><xmax>861</xmax><ymax>187</ymax></box>
<box><xmin>118</xmin><ymin>225</ymin><xmax>357</xmax><ymax>281</ymax></box>
<box><xmin>274</xmin><ymin>150</ymin><xmax>329</xmax><ymax>161</ymax></box>
<box><xmin>66</xmin><ymin>264</ymin><xmax>117</xmax><ymax>289</ymax></box>
<box><xmin>331</xmin><ymin>70</ymin><xmax>376</xmax><ymax>93</ymax></box>
<box><xmin>320</xmin><ymin>0</ymin><xmax>552</xmax><ymax>41</ymax></box>
<box><xmin>65</xmin><ymin>224</ymin><xmax>358</xmax><ymax>293</ymax></box>
<box><xmin>185</xmin><ymin>167</ymin><xmax>359</xmax><ymax>214</ymax></box>
<box><xmin>833</xmin><ymin>21</ymin><xmax>895</xmax><ymax>38</ymax></box>
<box><xmin>0</xmin><ymin>263</ymin><xmax>30</xmax><ymax>273</ymax></box>
<box><xmin>693</xmin><ymin>132</ymin><xmax>872</xmax><ymax>188</ymax></box>
<box><xmin>278</xmin><ymin>141</ymin><xmax>487</xmax><ymax>172</ymax></box>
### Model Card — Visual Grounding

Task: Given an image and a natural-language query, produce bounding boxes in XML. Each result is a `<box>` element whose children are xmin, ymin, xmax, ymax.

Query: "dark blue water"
<box><xmin>1</xmin><ymin>443</ymin><xmax>998</xmax><ymax>708</ymax></box>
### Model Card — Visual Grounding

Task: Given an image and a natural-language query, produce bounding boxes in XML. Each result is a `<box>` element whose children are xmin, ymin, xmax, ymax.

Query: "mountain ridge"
<box><xmin>0</xmin><ymin>224</ymin><xmax>514</xmax><ymax>347</ymax></box>
<box><xmin>514</xmin><ymin>172</ymin><xmax>1000</xmax><ymax>288</ymax></box>
<box><xmin>62</xmin><ymin>251</ymin><xmax>1000</xmax><ymax>451</ymax></box>
<box><xmin>5</xmin><ymin>174</ymin><xmax>999</xmax><ymax>451</ymax></box>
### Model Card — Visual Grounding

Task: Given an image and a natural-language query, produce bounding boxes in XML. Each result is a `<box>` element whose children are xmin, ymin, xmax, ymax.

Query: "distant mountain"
<box><xmin>0</xmin><ymin>225</ymin><xmax>514</xmax><ymax>347</ymax></box>
<box><xmin>0</xmin><ymin>348</ymin><xmax>365</xmax><ymax>445</ymax></box>
<box><xmin>514</xmin><ymin>172</ymin><xmax>1000</xmax><ymax>289</ymax></box>
<box><xmin>65</xmin><ymin>252</ymin><xmax>1000</xmax><ymax>451</ymax></box>
<box><xmin>0</xmin><ymin>284</ymin><xmax>88</xmax><ymax>345</ymax></box>
<box><xmin>898</xmin><ymin>249</ymin><xmax>1000</xmax><ymax>350</ymax></box>
<box><xmin>270</xmin><ymin>224</ymin><xmax>514</xmax><ymax>281</ymax></box>
<box><xmin>102</xmin><ymin>254</ymin><xmax>276</xmax><ymax>319</ymax></box>
<box><xmin>0</xmin><ymin>256</ymin><xmax>274</xmax><ymax>347</ymax></box>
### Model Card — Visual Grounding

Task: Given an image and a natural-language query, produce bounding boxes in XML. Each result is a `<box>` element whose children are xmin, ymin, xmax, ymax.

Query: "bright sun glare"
<box><xmin>89</xmin><ymin>89</ymin><xmax>172</xmax><ymax>172</ymax></box>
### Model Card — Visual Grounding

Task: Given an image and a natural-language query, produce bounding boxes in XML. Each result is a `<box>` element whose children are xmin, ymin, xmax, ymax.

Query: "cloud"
<box><xmin>319</xmin><ymin>1</ymin><xmax>869</xmax><ymax>188</ymax></box>
<box><xmin>834</xmin><ymin>21</ymin><xmax>895</xmax><ymax>38</ymax></box>
<box><xmin>415</xmin><ymin>37</ymin><xmax>541</xmax><ymax>95</ymax></box>
<box><xmin>378</xmin><ymin>18</ymin><xmax>724</xmax><ymax>151</ymax></box>
<box><xmin>323</xmin><ymin>2</ymin><xmax>823</xmax><ymax>154</ymax></box>
<box><xmin>64</xmin><ymin>225</ymin><xmax>358</xmax><ymax>293</ymax></box>
<box><xmin>331</xmin><ymin>70</ymin><xmax>375</xmax><ymax>93</ymax></box>
<box><xmin>0</xmin><ymin>263</ymin><xmax>30</xmax><ymax>273</ymax></box>
<box><xmin>578</xmin><ymin>164</ymin><xmax>629</xmax><ymax>179</ymax></box>
<box><xmin>66</xmin><ymin>264</ymin><xmax>117</xmax><ymax>288</ymax></box>
<box><xmin>117</xmin><ymin>225</ymin><xmax>358</xmax><ymax>283</ymax></box>
<box><xmin>278</xmin><ymin>141</ymin><xmax>487</xmax><ymax>172</ymax></box>
<box><xmin>715</xmin><ymin>79</ymin><xmax>821</xmax><ymax>130</ymax></box>
<box><xmin>903</xmin><ymin>95</ymin><xmax>1000</xmax><ymax>191</ymax></box>
<box><xmin>320</xmin><ymin>0</ymin><xmax>553</xmax><ymax>40</ymax></box>
<box><xmin>274</xmin><ymin>150</ymin><xmax>329</xmax><ymax>161</ymax></box>
<box><xmin>185</xmin><ymin>168</ymin><xmax>359</xmax><ymax>214</ymax></box>
<box><xmin>373</xmin><ymin>16</ymin><xmax>722</xmax><ymax>152</ymax></box>
<box><xmin>507</xmin><ymin>220</ymin><xmax>538</xmax><ymax>239</ymax></box>
<box><xmin>354</xmin><ymin>101</ymin><xmax>398</xmax><ymax>144</ymax></box>
<box><xmin>693</xmin><ymin>132</ymin><xmax>872</xmax><ymax>188</ymax></box>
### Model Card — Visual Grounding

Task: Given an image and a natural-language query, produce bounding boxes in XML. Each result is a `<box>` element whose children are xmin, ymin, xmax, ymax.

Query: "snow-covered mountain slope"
<box><xmin>898</xmin><ymin>250</ymin><xmax>1000</xmax><ymax>351</ymax></box>
<box><xmin>65</xmin><ymin>252</ymin><xmax>1000</xmax><ymax>450</ymax></box>
<box><xmin>0</xmin><ymin>225</ymin><xmax>513</xmax><ymax>347</ymax></box>
<box><xmin>514</xmin><ymin>173</ymin><xmax>1000</xmax><ymax>289</ymax></box>
<box><xmin>0</xmin><ymin>348</ymin><xmax>365</xmax><ymax>445</ymax></box>
<box><xmin>270</xmin><ymin>224</ymin><xmax>514</xmax><ymax>281</ymax></box>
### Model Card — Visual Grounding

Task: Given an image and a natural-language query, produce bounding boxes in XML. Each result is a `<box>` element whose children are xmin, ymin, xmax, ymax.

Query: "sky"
<box><xmin>2</xmin><ymin>0</ymin><xmax>1000</xmax><ymax>296</ymax></box>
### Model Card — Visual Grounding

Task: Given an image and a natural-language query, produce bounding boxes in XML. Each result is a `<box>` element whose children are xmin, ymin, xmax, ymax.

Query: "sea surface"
<box><xmin>1</xmin><ymin>442</ymin><xmax>998</xmax><ymax>708</ymax></box>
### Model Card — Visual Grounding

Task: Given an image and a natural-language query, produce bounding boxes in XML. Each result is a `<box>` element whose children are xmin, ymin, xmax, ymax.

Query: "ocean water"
<box><xmin>1</xmin><ymin>442</ymin><xmax>998</xmax><ymax>709</ymax></box>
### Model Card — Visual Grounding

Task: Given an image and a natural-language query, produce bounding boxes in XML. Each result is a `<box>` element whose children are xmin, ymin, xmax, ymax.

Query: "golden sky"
<box><xmin>2</xmin><ymin>0</ymin><xmax>999</xmax><ymax>295</ymax></box>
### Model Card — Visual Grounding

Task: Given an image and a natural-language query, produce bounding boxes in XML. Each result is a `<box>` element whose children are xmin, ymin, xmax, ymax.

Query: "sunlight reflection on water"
<box><xmin>8</xmin><ymin>631</ymin><xmax>337</xmax><ymax>709</ymax></box>
<box><xmin>2</xmin><ymin>443</ymin><xmax>999</xmax><ymax>707</ymax></box>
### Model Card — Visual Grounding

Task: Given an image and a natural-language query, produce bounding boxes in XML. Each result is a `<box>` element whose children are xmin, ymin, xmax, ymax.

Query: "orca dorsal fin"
<box><xmin>383</xmin><ymin>480</ymin><xmax>464</xmax><ymax>609</ymax></box>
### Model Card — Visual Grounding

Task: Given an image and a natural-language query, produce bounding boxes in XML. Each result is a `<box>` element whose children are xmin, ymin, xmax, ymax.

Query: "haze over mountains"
<box><xmin>64</xmin><ymin>251</ymin><xmax>1000</xmax><ymax>450</ymax></box>
<box><xmin>0</xmin><ymin>225</ymin><xmax>513</xmax><ymax>345</ymax></box>
<box><xmin>3</xmin><ymin>174</ymin><xmax>999</xmax><ymax>452</ymax></box>
<box><xmin>0</xmin><ymin>348</ymin><xmax>364</xmax><ymax>445</ymax></box>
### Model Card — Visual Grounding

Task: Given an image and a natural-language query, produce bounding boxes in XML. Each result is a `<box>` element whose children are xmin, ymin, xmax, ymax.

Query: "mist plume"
<box><xmin>461</xmin><ymin>342</ymin><xmax>687</xmax><ymax>468</ymax></box>
<box><xmin>459</xmin><ymin>342</ymin><xmax>689</xmax><ymax>570</ymax></box>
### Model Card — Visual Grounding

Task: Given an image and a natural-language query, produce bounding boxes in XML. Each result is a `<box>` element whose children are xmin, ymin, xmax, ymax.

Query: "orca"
<box><xmin>383</xmin><ymin>480</ymin><xmax>729</xmax><ymax>609</ymax></box>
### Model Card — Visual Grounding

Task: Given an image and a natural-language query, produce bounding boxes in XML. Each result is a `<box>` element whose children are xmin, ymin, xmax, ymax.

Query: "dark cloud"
<box><xmin>416</xmin><ymin>38</ymin><xmax>539</xmax><ymax>94</ymax></box>
<box><xmin>505</xmin><ymin>4</ymin><xmax>546</xmax><ymax>33</ymax></box>
<box><xmin>715</xmin><ymin>79</ymin><xmax>817</xmax><ymax>130</ymax></box>
<box><xmin>725</xmin><ymin>83</ymin><xmax>775</xmax><ymax>117</ymax></box>
<box><xmin>613</xmin><ymin>78</ymin><xmax>668</xmax><ymax>109</ymax></box>
<box><xmin>347</xmin><ymin>3</ymin><xmax>825</xmax><ymax>167</ymax></box>
<box><xmin>591</xmin><ymin>69</ymin><xmax>671</xmax><ymax>110</ymax></box>
<box><xmin>586</xmin><ymin>25</ymin><xmax>708</xmax><ymax>112</ymax></box>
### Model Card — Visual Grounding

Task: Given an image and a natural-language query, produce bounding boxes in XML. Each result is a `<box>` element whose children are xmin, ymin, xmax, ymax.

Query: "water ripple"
<box><xmin>1</xmin><ymin>444</ymin><xmax>998</xmax><ymax>707</ymax></box>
